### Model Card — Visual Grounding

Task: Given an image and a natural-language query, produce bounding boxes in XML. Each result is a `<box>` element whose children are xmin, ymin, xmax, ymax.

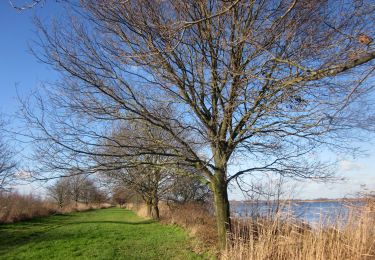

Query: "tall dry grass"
<box><xmin>124</xmin><ymin>200</ymin><xmax>375</xmax><ymax>259</ymax></box>
<box><xmin>0</xmin><ymin>192</ymin><xmax>56</xmax><ymax>223</ymax></box>
<box><xmin>0</xmin><ymin>191</ymin><xmax>112</xmax><ymax>223</ymax></box>
<box><xmin>160</xmin><ymin>202</ymin><xmax>218</xmax><ymax>247</ymax></box>
<box><xmin>223</xmin><ymin>204</ymin><xmax>375</xmax><ymax>260</ymax></box>
<box><xmin>126</xmin><ymin>201</ymin><xmax>218</xmax><ymax>253</ymax></box>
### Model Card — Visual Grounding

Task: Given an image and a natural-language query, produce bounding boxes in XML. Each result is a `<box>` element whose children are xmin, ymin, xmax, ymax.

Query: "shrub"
<box><xmin>0</xmin><ymin>191</ymin><xmax>113</xmax><ymax>223</ymax></box>
<box><xmin>0</xmin><ymin>192</ymin><xmax>56</xmax><ymax>223</ymax></box>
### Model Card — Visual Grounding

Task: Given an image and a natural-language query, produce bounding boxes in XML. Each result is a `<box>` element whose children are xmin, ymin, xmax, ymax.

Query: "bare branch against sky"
<box><xmin>0</xmin><ymin>118</ymin><xmax>17</xmax><ymax>191</ymax></box>
<box><xmin>9</xmin><ymin>0</ymin><xmax>45</xmax><ymax>11</ymax></box>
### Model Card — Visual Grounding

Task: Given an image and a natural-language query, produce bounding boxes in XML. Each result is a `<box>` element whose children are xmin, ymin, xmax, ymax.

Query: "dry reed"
<box><xmin>222</xmin><ymin>204</ymin><xmax>375</xmax><ymax>260</ymax></box>
<box><xmin>0</xmin><ymin>191</ymin><xmax>112</xmax><ymax>223</ymax></box>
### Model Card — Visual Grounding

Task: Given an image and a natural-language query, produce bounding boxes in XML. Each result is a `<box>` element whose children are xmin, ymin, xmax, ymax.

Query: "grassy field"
<box><xmin>0</xmin><ymin>207</ymin><xmax>210</xmax><ymax>260</ymax></box>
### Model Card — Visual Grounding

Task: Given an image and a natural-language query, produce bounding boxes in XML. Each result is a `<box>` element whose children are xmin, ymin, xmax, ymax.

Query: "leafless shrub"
<box><xmin>0</xmin><ymin>191</ymin><xmax>56</xmax><ymax>223</ymax></box>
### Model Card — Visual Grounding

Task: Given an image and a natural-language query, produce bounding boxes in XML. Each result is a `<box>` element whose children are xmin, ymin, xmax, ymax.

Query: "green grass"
<box><xmin>0</xmin><ymin>208</ymin><xmax>211</xmax><ymax>260</ymax></box>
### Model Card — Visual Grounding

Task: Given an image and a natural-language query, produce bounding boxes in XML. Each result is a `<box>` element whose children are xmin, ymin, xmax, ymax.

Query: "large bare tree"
<box><xmin>23</xmin><ymin>0</ymin><xmax>375</xmax><ymax>247</ymax></box>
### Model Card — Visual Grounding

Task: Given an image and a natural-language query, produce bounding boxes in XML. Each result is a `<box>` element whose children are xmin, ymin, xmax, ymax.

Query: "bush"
<box><xmin>0</xmin><ymin>192</ymin><xmax>56</xmax><ymax>223</ymax></box>
<box><xmin>0</xmin><ymin>191</ymin><xmax>113</xmax><ymax>223</ymax></box>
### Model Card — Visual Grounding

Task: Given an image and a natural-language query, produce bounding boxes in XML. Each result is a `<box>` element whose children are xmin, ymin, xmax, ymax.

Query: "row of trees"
<box><xmin>14</xmin><ymin>0</ymin><xmax>375</xmax><ymax>248</ymax></box>
<box><xmin>47</xmin><ymin>175</ymin><xmax>107</xmax><ymax>208</ymax></box>
<box><xmin>99</xmin><ymin>120</ymin><xmax>211</xmax><ymax>219</ymax></box>
<box><xmin>107</xmin><ymin>165</ymin><xmax>211</xmax><ymax>219</ymax></box>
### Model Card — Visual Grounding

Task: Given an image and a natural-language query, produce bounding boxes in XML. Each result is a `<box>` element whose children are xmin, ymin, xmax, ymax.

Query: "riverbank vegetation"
<box><xmin>223</xmin><ymin>204</ymin><xmax>375</xmax><ymax>259</ymax></box>
<box><xmin>125</xmin><ymin>197</ymin><xmax>375</xmax><ymax>259</ymax></box>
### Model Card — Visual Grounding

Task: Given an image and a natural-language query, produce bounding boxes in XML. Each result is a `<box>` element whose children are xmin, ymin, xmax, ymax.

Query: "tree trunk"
<box><xmin>148</xmin><ymin>195</ymin><xmax>160</xmax><ymax>220</ymax></box>
<box><xmin>212</xmin><ymin>174</ymin><xmax>231</xmax><ymax>249</ymax></box>
<box><xmin>146</xmin><ymin>201</ymin><xmax>152</xmax><ymax>218</ymax></box>
<box><xmin>151</xmin><ymin>202</ymin><xmax>160</xmax><ymax>220</ymax></box>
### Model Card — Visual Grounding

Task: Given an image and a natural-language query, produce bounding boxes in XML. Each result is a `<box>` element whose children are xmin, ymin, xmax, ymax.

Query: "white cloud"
<box><xmin>339</xmin><ymin>160</ymin><xmax>364</xmax><ymax>172</ymax></box>
<box><xmin>15</xmin><ymin>170</ymin><xmax>32</xmax><ymax>179</ymax></box>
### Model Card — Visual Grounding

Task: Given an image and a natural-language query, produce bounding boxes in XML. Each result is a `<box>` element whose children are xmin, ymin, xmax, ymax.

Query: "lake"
<box><xmin>232</xmin><ymin>201</ymin><xmax>365</xmax><ymax>225</ymax></box>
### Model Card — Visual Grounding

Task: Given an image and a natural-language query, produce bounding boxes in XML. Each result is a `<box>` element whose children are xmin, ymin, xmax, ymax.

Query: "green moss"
<box><xmin>0</xmin><ymin>208</ymin><xmax>211</xmax><ymax>259</ymax></box>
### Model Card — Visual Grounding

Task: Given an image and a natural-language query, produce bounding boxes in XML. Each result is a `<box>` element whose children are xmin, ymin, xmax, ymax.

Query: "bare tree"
<box><xmin>68</xmin><ymin>174</ymin><xmax>88</xmax><ymax>206</ymax></box>
<box><xmin>0</xmin><ymin>144</ymin><xmax>17</xmax><ymax>192</ymax></box>
<box><xmin>166</xmin><ymin>172</ymin><xmax>212</xmax><ymax>204</ymax></box>
<box><xmin>235</xmin><ymin>173</ymin><xmax>296</xmax><ymax>219</ymax></box>
<box><xmin>47</xmin><ymin>174</ymin><xmax>107</xmax><ymax>208</ymax></box>
<box><xmin>78</xmin><ymin>177</ymin><xmax>107</xmax><ymax>205</ymax></box>
<box><xmin>23</xmin><ymin>0</ymin><xmax>375</xmax><ymax>247</ymax></box>
<box><xmin>47</xmin><ymin>177</ymin><xmax>71</xmax><ymax>208</ymax></box>
<box><xmin>0</xmin><ymin>119</ymin><xmax>17</xmax><ymax>192</ymax></box>
<box><xmin>99</xmin><ymin>117</ymin><xmax>213</xmax><ymax>219</ymax></box>
<box><xmin>104</xmin><ymin>158</ymin><xmax>173</xmax><ymax>220</ymax></box>
<box><xmin>112</xmin><ymin>185</ymin><xmax>136</xmax><ymax>207</ymax></box>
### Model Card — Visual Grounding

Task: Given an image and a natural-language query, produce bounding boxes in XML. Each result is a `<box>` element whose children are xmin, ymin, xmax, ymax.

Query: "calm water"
<box><xmin>232</xmin><ymin>201</ymin><xmax>364</xmax><ymax>225</ymax></box>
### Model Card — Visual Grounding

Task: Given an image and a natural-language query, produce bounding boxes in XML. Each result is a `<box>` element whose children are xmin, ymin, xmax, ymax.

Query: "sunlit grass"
<box><xmin>0</xmin><ymin>208</ymin><xmax>209</xmax><ymax>259</ymax></box>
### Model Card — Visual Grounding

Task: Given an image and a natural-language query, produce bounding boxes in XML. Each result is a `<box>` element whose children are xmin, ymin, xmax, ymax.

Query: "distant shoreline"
<box><xmin>230</xmin><ymin>198</ymin><xmax>367</xmax><ymax>204</ymax></box>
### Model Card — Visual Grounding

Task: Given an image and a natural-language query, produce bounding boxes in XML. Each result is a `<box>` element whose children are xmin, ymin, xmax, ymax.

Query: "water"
<box><xmin>232</xmin><ymin>201</ymin><xmax>364</xmax><ymax>225</ymax></box>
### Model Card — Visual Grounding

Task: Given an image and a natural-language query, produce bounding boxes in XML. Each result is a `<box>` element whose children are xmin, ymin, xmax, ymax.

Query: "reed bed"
<box><xmin>223</xmin><ymin>204</ymin><xmax>375</xmax><ymax>260</ymax></box>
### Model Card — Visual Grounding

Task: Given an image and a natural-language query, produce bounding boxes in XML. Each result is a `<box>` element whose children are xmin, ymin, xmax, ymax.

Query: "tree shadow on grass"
<box><xmin>0</xmin><ymin>231</ymin><xmax>103</xmax><ymax>259</ymax></box>
<box><xmin>0</xmin><ymin>219</ymin><xmax>156</xmax><ymax>255</ymax></box>
<box><xmin>0</xmin><ymin>208</ymin><xmax>158</xmax><ymax>258</ymax></box>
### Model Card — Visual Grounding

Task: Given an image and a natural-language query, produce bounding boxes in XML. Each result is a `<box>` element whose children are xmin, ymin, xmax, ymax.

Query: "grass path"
<box><xmin>0</xmin><ymin>208</ymin><xmax>210</xmax><ymax>259</ymax></box>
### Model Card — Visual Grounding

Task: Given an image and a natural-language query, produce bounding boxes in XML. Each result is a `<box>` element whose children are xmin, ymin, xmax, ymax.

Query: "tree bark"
<box><xmin>212</xmin><ymin>171</ymin><xmax>231</xmax><ymax>249</ymax></box>
<box><xmin>145</xmin><ymin>198</ymin><xmax>160</xmax><ymax>220</ymax></box>
<box><xmin>146</xmin><ymin>201</ymin><xmax>152</xmax><ymax>218</ymax></box>
<box><xmin>150</xmin><ymin>194</ymin><xmax>160</xmax><ymax>220</ymax></box>
<box><xmin>151</xmin><ymin>202</ymin><xmax>160</xmax><ymax>220</ymax></box>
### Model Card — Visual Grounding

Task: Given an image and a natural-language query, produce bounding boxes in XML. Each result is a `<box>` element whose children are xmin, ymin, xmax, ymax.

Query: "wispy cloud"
<box><xmin>15</xmin><ymin>170</ymin><xmax>32</xmax><ymax>179</ymax></box>
<box><xmin>339</xmin><ymin>160</ymin><xmax>364</xmax><ymax>172</ymax></box>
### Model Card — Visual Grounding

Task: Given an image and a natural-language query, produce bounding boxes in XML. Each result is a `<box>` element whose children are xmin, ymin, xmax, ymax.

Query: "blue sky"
<box><xmin>0</xmin><ymin>1</ymin><xmax>60</xmax><ymax>116</ymax></box>
<box><xmin>1</xmin><ymin>2</ymin><xmax>374</xmax><ymax>199</ymax></box>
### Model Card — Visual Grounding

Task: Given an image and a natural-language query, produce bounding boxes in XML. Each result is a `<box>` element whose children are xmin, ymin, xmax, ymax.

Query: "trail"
<box><xmin>0</xmin><ymin>208</ymin><xmax>208</xmax><ymax>259</ymax></box>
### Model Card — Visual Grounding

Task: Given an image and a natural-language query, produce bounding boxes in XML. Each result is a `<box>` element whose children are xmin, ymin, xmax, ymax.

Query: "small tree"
<box><xmin>68</xmin><ymin>174</ymin><xmax>86</xmax><ymax>206</ymax></box>
<box><xmin>97</xmin><ymin>119</ymin><xmax>187</xmax><ymax>219</ymax></box>
<box><xmin>112</xmin><ymin>186</ymin><xmax>136</xmax><ymax>208</ymax></box>
<box><xmin>47</xmin><ymin>178</ymin><xmax>71</xmax><ymax>208</ymax></box>
<box><xmin>92</xmin><ymin>188</ymin><xmax>107</xmax><ymax>206</ymax></box>
<box><xmin>106</xmin><ymin>162</ymin><xmax>172</xmax><ymax>220</ymax></box>
<box><xmin>80</xmin><ymin>178</ymin><xmax>98</xmax><ymax>205</ymax></box>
